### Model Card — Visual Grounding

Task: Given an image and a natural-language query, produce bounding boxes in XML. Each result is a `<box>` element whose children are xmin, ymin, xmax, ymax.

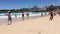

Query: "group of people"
<box><xmin>7</xmin><ymin>10</ymin><xmax>60</xmax><ymax>25</ymax></box>
<box><xmin>7</xmin><ymin>11</ymin><xmax>29</xmax><ymax>25</ymax></box>
<box><xmin>22</xmin><ymin>12</ymin><xmax>29</xmax><ymax>20</ymax></box>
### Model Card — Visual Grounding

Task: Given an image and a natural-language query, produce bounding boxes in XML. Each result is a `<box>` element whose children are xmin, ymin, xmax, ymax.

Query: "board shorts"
<box><xmin>49</xmin><ymin>16</ymin><xmax>53</xmax><ymax>20</ymax></box>
<box><xmin>8</xmin><ymin>17</ymin><xmax>12</xmax><ymax>21</ymax></box>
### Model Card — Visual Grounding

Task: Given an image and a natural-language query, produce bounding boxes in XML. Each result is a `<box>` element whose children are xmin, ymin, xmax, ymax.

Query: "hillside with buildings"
<box><xmin>0</xmin><ymin>5</ymin><xmax>60</xmax><ymax>13</ymax></box>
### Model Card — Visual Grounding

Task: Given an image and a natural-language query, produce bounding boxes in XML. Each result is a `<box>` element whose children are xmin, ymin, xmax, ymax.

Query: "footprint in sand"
<box><xmin>27</xmin><ymin>30</ymin><xmax>41</xmax><ymax>34</ymax></box>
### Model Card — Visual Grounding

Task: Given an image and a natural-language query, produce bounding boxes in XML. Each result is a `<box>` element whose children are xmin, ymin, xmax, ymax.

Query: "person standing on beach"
<box><xmin>26</xmin><ymin>12</ymin><xmax>29</xmax><ymax>18</ymax></box>
<box><xmin>49</xmin><ymin>11</ymin><xmax>54</xmax><ymax>20</ymax></box>
<box><xmin>15</xmin><ymin>13</ymin><xmax>17</xmax><ymax>18</ymax></box>
<box><xmin>22</xmin><ymin>12</ymin><xmax>24</xmax><ymax>20</ymax></box>
<box><xmin>7</xmin><ymin>11</ymin><xmax>12</xmax><ymax>25</ymax></box>
<box><xmin>41</xmin><ymin>13</ymin><xmax>43</xmax><ymax>17</ymax></box>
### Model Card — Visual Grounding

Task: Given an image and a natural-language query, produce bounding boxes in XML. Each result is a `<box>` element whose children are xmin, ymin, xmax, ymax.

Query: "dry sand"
<box><xmin>0</xmin><ymin>15</ymin><xmax>60</xmax><ymax>34</ymax></box>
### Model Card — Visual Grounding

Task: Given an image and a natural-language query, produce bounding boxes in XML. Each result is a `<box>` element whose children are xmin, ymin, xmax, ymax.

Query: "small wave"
<box><xmin>0</xmin><ymin>12</ymin><xmax>49</xmax><ymax>19</ymax></box>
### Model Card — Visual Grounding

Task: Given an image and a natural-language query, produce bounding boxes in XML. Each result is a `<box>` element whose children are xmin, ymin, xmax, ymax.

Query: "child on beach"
<box><xmin>7</xmin><ymin>11</ymin><xmax>12</xmax><ymax>25</ymax></box>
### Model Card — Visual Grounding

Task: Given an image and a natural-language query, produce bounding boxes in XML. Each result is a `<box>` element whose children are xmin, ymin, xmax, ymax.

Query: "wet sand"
<box><xmin>0</xmin><ymin>15</ymin><xmax>60</xmax><ymax>34</ymax></box>
<box><xmin>0</xmin><ymin>15</ymin><xmax>48</xmax><ymax>25</ymax></box>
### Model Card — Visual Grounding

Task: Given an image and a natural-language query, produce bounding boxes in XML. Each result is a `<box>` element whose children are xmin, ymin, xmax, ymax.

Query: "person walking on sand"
<box><xmin>49</xmin><ymin>11</ymin><xmax>54</xmax><ymax>20</ymax></box>
<box><xmin>22</xmin><ymin>12</ymin><xmax>24</xmax><ymax>20</ymax></box>
<box><xmin>7</xmin><ymin>11</ymin><xmax>12</xmax><ymax>25</ymax></box>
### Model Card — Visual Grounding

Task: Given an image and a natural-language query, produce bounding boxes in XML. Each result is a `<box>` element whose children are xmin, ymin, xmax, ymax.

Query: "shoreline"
<box><xmin>0</xmin><ymin>15</ymin><xmax>49</xmax><ymax>25</ymax></box>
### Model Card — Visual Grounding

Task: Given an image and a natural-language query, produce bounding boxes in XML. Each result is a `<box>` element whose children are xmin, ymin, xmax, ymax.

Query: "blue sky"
<box><xmin>0</xmin><ymin>0</ymin><xmax>60</xmax><ymax>9</ymax></box>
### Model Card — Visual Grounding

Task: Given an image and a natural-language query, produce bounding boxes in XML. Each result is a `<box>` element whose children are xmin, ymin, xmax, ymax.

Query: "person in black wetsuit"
<box><xmin>7</xmin><ymin>11</ymin><xmax>12</xmax><ymax>25</ymax></box>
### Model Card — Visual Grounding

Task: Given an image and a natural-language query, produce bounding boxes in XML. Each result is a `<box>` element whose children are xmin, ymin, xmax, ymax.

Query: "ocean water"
<box><xmin>0</xmin><ymin>12</ymin><xmax>49</xmax><ymax>18</ymax></box>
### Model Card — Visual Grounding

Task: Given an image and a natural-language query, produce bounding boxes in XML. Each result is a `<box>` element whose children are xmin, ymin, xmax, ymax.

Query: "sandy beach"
<box><xmin>0</xmin><ymin>15</ymin><xmax>60</xmax><ymax>34</ymax></box>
